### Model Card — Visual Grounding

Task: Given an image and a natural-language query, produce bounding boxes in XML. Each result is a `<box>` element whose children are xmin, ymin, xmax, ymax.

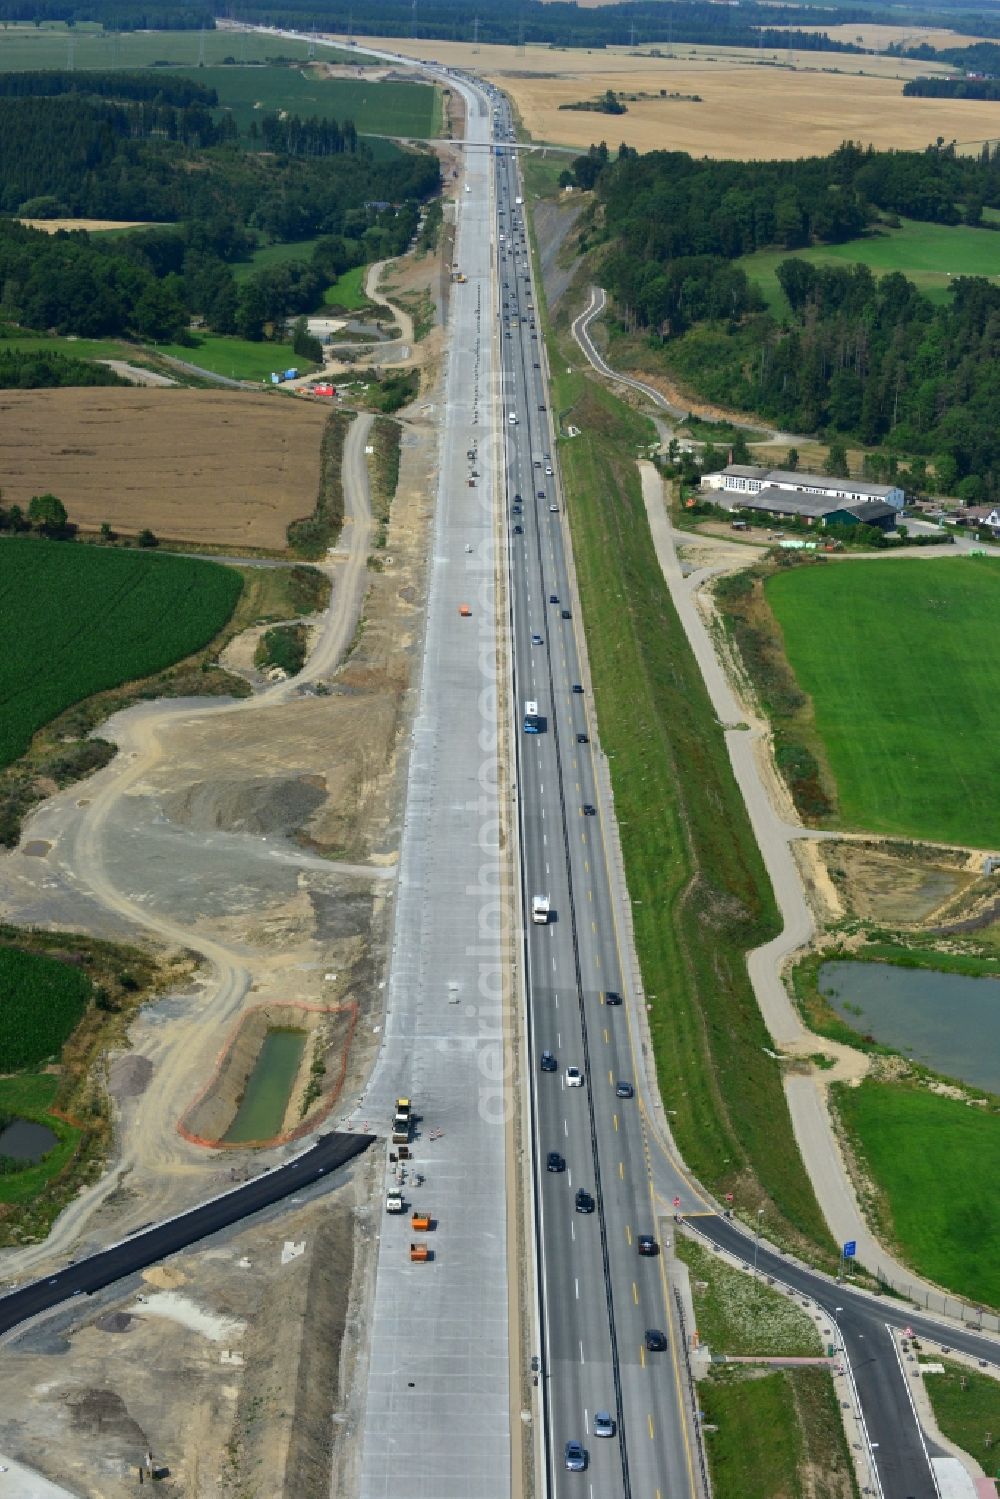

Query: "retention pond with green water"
<box><xmin>819</xmin><ymin>961</ymin><xmax>1000</xmax><ymax>1094</ymax></box>
<box><xmin>224</xmin><ymin>1028</ymin><xmax>306</xmax><ymax>1144</ymax></box>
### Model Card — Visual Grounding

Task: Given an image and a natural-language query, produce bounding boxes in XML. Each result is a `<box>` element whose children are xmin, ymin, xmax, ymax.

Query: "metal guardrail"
<box><xmin>673</xmin><ymin>1288</ymin><xmax>713</xmax><ymax>1499</ymax></box>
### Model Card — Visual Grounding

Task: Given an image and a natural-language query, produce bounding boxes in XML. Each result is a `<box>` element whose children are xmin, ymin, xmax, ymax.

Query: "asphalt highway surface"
<box><xmin>0</xmin><ymin>1132</ymin><xmax>373</xmax><ymax>1340</ymax></box>
<box><xmin>490</xmin><ymin>98</ymin><xmax>699</xmax><ymax>1499</ymax></box>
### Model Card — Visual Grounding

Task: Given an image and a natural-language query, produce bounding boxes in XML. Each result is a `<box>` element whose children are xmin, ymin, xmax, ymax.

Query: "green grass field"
<box><xmin>232</xmin><ymin>238</ymin><xmax>322</xmax><ymax>281</ymax></box>
<box><xmin>0</xmin><ymin>1074</ymin><xmax>81</xmax><ymax>1208</ymax></box>
<box><xmin>835</xmin><ymin>1081</ymin><xmax>1000</xmax><ymax>1306</ymax></box>
<box><xmin>173</xmin><ymin>65</ymin><xmax>438</xmax><ymax>139</ymax></box>
<box><xmin>155</xmin><ymin>332</ymin><xmax>314</xmax><ymax>380</ymax></box>
<box><xmin>323</xmin><ymin>263</ymin><xmax>371</xmax><ymax>310</ymax></box>
<box><xmin>741</xmin><ymin>218</ymin><xmax>1000</xmax><ymax>311</ymax></box>
<box><xmin>0</xmin><ymin>23</ymin><xmax>355</xmax><ymax>71</ymax></box>
<box><xmin>0</xmin><ymin>330</ymin><xmax>133</xmax><ymax>363</ymax></box>
<box><xmin>701</xmin><ymin>1369</ymin><xmax>856</xmax><ymax>1499</ymax></box>
<box><xmin>0</xmin><ymin>539</ymin><xmax>242</xmax><ymax>768</ymax></box>
<box><xmin>0</xmin><ymin>948</ymin><xmax>92</xmax><ymax>1071</ymax></box>
<box><xmin>766</xmin><ymin>557</ymin><xmax>1000</xmax><ymax>846</ymax></box>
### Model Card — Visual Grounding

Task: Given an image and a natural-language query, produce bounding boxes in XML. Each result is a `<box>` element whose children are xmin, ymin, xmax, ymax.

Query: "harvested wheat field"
<box><xmin>16</xmin><ymin>218</ymin><xmax>165</xmax><ymax>234</ymax></box>
<box><xmin>354</xmin><ymin>35</ymin><xmax>1000</xmax><ymax>157</ymax></box>
<box><xmin>0</xmin><ymin>388</ymin><xmax>329</xmax><ymax>549</ymax></box>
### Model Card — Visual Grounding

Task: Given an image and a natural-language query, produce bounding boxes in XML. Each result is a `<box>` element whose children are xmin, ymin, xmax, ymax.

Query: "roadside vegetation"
<box><xmin>833</xmin><ymin>1079</ymin><xmax>1000</xmax><ymax>1308</ymax></box>
<box><xmin>255</xmin><ymin>622</ymin><xmax>308</xmax><ymax>677</ymax></box>
<box><xmin>923</xmin><ymin>1359</ymin><xmax>1000</xmax><ymax>1476</ymax></box>
<box><xmin>701</xmin><ymin>1367</ymin><xmax>857</xmax><ymax>1499</ymax></box>
<box><xmin>676</xmin><ymin>1234</ymin><xmax>821</xmax><ymax>1357</ymax></box>
<box><xmin>287</xmin><ymin>410</ymin><xmax>351</xmax><ymax>557</ymax></box>
<box><xmin>368</xmin><ymin>415</ymin><xmax>403</xmax><ymax>553</ymax></box>
<box><xmin>0</xmin><ymin>927</ymin><xmax>175</xmax><ymax>1245</ymax></box>
<box><xmin>547</xmin><ymin>347</ymin><xmax>831</xmax><ymax>1253</ymax></box>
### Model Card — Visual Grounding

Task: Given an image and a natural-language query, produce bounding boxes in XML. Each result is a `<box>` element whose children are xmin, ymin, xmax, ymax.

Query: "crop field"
<box><xmin>0</xmin><ymin>948</ymin><xmax>93</xmax><ymax>1071</ymax></box>
<box><xmin>766</xmin><ymin>556</ymin><xmax>1000</xmax><ymax>847</ymax></box>
<box><xmin>0</xmin><ymin>388</ymin><xmax>329</xmax><ymax>549</ymax></box>
<box><xmin>0</xmin><ymin>23</ymin><xmax>355</xmax><ymax>71</ymax></box>
<box><xmin>359</xmin><ymin>34</ymin><xmax>998</xmax><ymax>159</ymax></box>
<box><xmin>835</xmin><ymin>1080</ymin><xmax>1000</xmax><ymax>1306</ymax></box>
<box><xmin>0</xmin><ymin>539</ymin><xmax>242</xmax><ymax>768</ymax></box>
<box><xmin>741</xmin><ymin>218</ymin><xmax>1000</xmax><ymax>310</ymax></box>
<box><xmin>173</xmin><ymin>65</ymin><xmax>438</xmax><ymax>139</ymax></box>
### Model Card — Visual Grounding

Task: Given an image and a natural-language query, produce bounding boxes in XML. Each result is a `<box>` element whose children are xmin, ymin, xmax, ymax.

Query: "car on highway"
<box><xmin>593</xmin><ymin>1411</ymin><xmax>615</xmax><ymax>1439</ymax></box>
<box><xmin>531</xmin><ymin>633</ymin><xmax>544</xmax><ymax>646</ymax></box>
<box><xmin>616</xmin><ymin>1081</ymin><xmax>634</xmax><ymax>1098</ymax></box>
<box><xmin>549</xmin><ymin>503</ymin><xmax>559</xmax><ymax>513</ymax></box>
<box><xmin>513</xmin><ymin>524</ymin><xmax>523</xmax><ymax>534</ymax></box>
<box><xmin>582</xmin><ymin>804</ymin><xmax>596</xmax><ymax>817</ymax></box>
<box><xmin>604</xmin><ymin>990</ymin><xmax>622</xmax><ymax>1005</ymax></box>
<box><xmin>545</xmin><ymin>465</ymin><xmax>553</xmax><ymax>475</ymax></box>
<box><xmin>540</xmin><ymin>1050</ymin><xmax>557</xmax><ymax>1072</ymax></box>
<box><xmin>645</xmin><ymin>1329</ymin><xmax>667</xmax><ymax>1352</ymax></box>
<box><xmin>574</xmin><ymin>1189</ymin><xmax>595</xmax><ymax>1214</ymax></box>
<box><xmin>512</xmin><ymin>503</ymin><xmax>522</xmax><ymax>513</ymax></box>
<box><xmin>549</xmin><ymin>593</ymin><xmax>559</xmax><ymax>604</ymax></box>
<box><xmin>561</xmin><ymin>609</ymin><xmax>572</xmax><ymax>619</ymax></box>
<box><xmin>536</xmin><ymin>490</ymin><xmax>546</xmax><ymax>500</ymax></box>
<box><xmin>638</xmin><ymin>1235</ymin><xmax>659</xmax><ymax>1256</ymax></box>
<box><xmin>564</xmin><ymin>1440</ymin><xmax>587</xmax><ymax>1472</ymax></box>
<box><xmin>533</xmin><ymin>459</ymin><xmax>541</xmax><ymax>469</ymax></box>
<box><xmin>565</xmin><ymin>1066</ymin><xmax>583</xmax><ymax>1087</ymax></box>
<box><xmin>533</xmin><ymin>362</ymin><xmax>541</xmax><ymax>370</ymax></box>
<box><xmin>538</xmin><ymin>401</ymin><xmax>546</xmax><ymax>409</ymax></box>
<box><xmin>546</xmin><ymin>1151</ymin><xmax>565</xmax><ymax>1172</ymax></box>
<box><xmin>576</xmin><ymin>732</ymin><xmax>589</xmax><ymax>744</ymax></box>
<box><xmin>571</xmin><ymin>683</ymin><xmax>583</xmax><ymax>694</ymax></box>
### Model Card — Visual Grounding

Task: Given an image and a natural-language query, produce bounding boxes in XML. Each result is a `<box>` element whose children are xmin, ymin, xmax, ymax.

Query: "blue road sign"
<box><xmin>843</xmin><ymin>1240</ymin><xmax>857</xmax><ymax>1259</ymax></box>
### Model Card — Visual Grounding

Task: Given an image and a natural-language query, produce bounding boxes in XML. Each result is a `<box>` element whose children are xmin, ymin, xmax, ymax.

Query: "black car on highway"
<box><xmin>546</xmin><ymin>1152</ymin><xmax>566</xmax><ymax>1172</ymax></box>
<box><xmin>575</xmin><ymin>1189</ymin><xmax>595</xmax><ymax>1214</ymax></box>
<box><xmin>540</xmin><ymin>1050</ymin><xmax>557</xmax><ymax>1072</ymax></box>
<box><xmin>638</xmin><ymin>1235</ymin><xmax>659</xmax><ymax>1256</ymax></box>
<box><xmin>645</xmin><ymin>1329</ymin><xmax>667</xmax><ymax>1352</ymax></box>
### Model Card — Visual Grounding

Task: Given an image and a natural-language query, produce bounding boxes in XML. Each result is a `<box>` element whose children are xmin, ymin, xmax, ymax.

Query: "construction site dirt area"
<box><xmin>352</xmin><ymin>35</ymin><xmax>1000</xmax><ymax>158</ymax></box>
<box><xmin>0</xmin><ymin>388</ymin><xmax>329</xmax><ymax>549</ymax></box>
<box><xmin>0</xmin><ymin>1176</ymin><xmax>373</xmax><ymax>1499</ymax></box>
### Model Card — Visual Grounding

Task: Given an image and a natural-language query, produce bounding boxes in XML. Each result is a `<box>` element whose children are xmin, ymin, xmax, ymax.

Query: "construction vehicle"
<box><xmin>386</xmin><ymin>1187</ymin><xmax>405</xmax><ymax>1214</ymax></box>
<box><xmin>411</xmin><ymin>1211</ymin><xmax>431</xmax><ymax>1231</ymax></box>
<box><xmin>392</xmin><ymin>1097</ymin><xmax>412</xmax><ymax>1145</ymax></box>
<box><xmin>459</xmin><ymin>603</ymin><xmax>472</xmax><ymax>618</ymax></box>
<box><xmin>410</xmin><ymin>1243</ymin><xmax>430</xmax><ymax>1262</ymax></box>
<box><xmin>531</xmin><ymin>894</ymin><xmax>551</xmax><ymax>925</ymax></box>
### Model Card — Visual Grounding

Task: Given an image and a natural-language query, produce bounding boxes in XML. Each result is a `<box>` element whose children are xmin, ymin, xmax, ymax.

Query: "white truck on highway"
<box><xmin>531</xmin><ymin>894</ymin><xmax>551</xmax><ymax>925</ymax></box>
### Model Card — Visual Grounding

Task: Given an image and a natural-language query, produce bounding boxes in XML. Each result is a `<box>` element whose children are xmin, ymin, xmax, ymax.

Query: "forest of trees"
<box><xmin>903</xmin><ymin>77</ymin><xmax>1000</xmax><ymax>99</ymax></box>
<box><xmin>0</xmin><ymin>78</ymin><xmax>439</xmax><ymax>352</ymax></box>
<box><xmin>572</xmin><ymin>142</ymin><xmax>1000</xmax><ymax>499</ymax></box>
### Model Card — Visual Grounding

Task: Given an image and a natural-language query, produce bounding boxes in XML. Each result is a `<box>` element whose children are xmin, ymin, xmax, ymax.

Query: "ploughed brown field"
<box><xmin>0</xmin><ymin>388</ymin><xmax>329</xmax><ymax>550</ymax></box>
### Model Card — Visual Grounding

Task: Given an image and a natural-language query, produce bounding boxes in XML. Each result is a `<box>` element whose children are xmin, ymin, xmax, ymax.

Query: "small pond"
<box><xmin>819</xmin><ymin>961</ymin><xmax>1000</xmax><ymax>1094</ymax></box>
<box><xmin>0</xmin><ymin>1118</ymin><xmax>58</xmax><ymax>1164</ymax></box>
<box><xmin>224</xmin><ymin>1028</ymin><xmax>306</xmax><ymax>1145</ymax></box>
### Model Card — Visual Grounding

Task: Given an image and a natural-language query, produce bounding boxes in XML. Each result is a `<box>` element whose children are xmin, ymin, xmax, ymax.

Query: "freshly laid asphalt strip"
<box><xmin>0</xmin><ymin>1132</ymin><xmax>374</xmax><ymax>1339</ymax></box>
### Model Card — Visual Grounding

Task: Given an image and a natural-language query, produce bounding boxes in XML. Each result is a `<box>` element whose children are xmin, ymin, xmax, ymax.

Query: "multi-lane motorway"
<box><xmin>489</xmin><ymin>98</ymin><xmax>700</xmax><ymax>1499</ymax></box>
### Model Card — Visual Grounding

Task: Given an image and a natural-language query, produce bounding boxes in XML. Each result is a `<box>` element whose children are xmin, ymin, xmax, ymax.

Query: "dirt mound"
<box><xmin>162</xmin><ymin>775</ymin><xmax>327</xmax><ymax>837</ymax></box>
<box><xmin>95</xmin><ymin>1311</ymin><xmax>134</xmax><ymax>1334</ymax></box>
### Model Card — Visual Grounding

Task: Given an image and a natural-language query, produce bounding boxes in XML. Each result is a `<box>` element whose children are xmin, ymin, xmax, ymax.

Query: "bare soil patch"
<box><xmin>0</xmin><ymin>388</ymin><xmax>328</xmax><ymax>550</ymax></box>
<box><xmin>819</xmin><ymin>841</ymin><xmax>975</xmax><ymax>926</ymax></box>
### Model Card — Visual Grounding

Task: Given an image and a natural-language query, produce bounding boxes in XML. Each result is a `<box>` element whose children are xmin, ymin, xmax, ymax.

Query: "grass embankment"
<box><xmin>834</xmin><ymin>1080</ymin><xmax>1000</xmax><ymax>1307</ymax></box>
<box><xmin>702</xmin><ymin>1368</ymin><xmax>857</xmax><ymax>1499</ymax></box>
<box><xmin>287</xmin><ymin>410</ymin><xmax>351</xmax><ymax>557</ymax></box>
<box><xmin>551</xmin><ymin>365</ymin><xmax>829</xmax><ymax>1250</ymax></box>
<box><xmin>677</xmin><ymin>1235</ymin><xmax>821</xmax><ymax>1356</ymax></box>
<box><xmin>924</xmin><ymin>1359</ymin><xmax>1000</xmax><ymax>1483</ymax></box>
<box><xmin>740</xmin><ymin>216</ymin><xmax>1000</xmax><ymax>312</ymax></box>
<box><xmin>0</xmin><ymin>929</ymin><xmax>169</xmax><ymax>1242</ymax></box>
<box><xmin>766</xmin><ymin>556</ymin><xmax>1000</xmax><ymax>847</ymax></box>
<box><xmin>0</xmin><ymin>539</ymin><xmax>242</xmax><ymax>773</ymax></box>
